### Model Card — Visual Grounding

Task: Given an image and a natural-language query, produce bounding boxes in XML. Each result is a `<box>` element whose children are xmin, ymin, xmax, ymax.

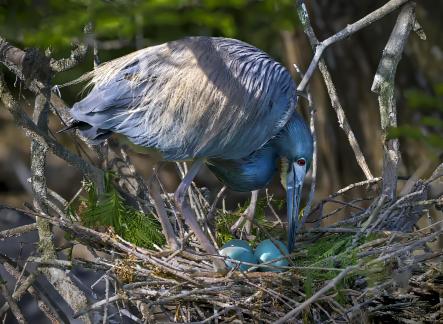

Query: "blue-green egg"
<box><xmin>254</xmin><ymin>239</ymin><xmax>289</xmax><ymax>272</ymax></box>
<box><xmin>222</xmin><ymin>239</ymin><xmax>253</xmax><ymax>253</ymax></box>
<box><xmin>219</xmin><ymin>246</ymin><xmax>258</xmax><ymax>271</ymax></box>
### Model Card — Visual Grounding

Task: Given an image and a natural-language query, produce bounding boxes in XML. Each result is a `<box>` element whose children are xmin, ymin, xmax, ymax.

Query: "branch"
<box><xmin>0</xmin><ymin>71</ymin><xmax>104</xmax><ymax>188</ymax></box>
<box><xmin>296</xmin><ymin>0</ymin><xmax>410</xmax><ymax>92</ymax></box>
<box><xmin>371</xmin><ymin>2</ymin><xmax>416</xmax><ymax>200</ymax></box>
<box><xmin>50</xmin><ymin>41</ymin><xmax>88</xmax><ymax>72</ymax></box>
<box><xmin>274</xmin><ymin>264</ymin><xmax>358</xmax><ymax>323</ymax></box>
<box><xmin>293</xmin><ymin>64</ymin><xmax>317</xmax><ymax>225</ymax></box>
<box><xmin>0</xmin><ymin>280</ymin><xmax>27</xmax><ymax>324</ymax></box>
<box><xmin>0</xmin><ymin>223</ymin><xmax>37</xmax><ymax>239</ymax></box>
<box><xmin>0</xmin><ymin>37</ymin><xmax>51</xmax><ymax>84</ymax></box>
<box><xmin>0</xmin><ymin>255</ymin><xmax>70</xmax><ymax>323</ymax></box>
<box><xmin>0</xmin><ymin>273</ymin><xmax>36</xmax><ymax>319</ymax></box>
<box><xmin>30</xmin><ymin>82</ymin><xmax>92</xmax><ymax>323</ymax></box>
<box><xmin>296</xmin><ymin>0</ymin><xmax>377</xmax><ymax>180</ymax></box>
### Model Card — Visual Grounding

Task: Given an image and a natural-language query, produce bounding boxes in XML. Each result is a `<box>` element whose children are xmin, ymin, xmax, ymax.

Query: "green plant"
<box><xmin>78</xmin><ymin>173</ymin><xmax>165</xmax><ymax>249</ymax></box>
<box><xmin>388</xmin><ymin>85</ymin><xmax>443</xmax><ymax>153</ymax></box>
<box><xmin>215</xmin><ymin>197</ymin><xmax>286</xmax><ymax>247</ymax></box>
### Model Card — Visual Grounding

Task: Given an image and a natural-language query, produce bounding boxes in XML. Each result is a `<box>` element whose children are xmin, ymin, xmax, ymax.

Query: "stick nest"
<box><xmin>43</xmin><ymin>169</ymin><xmax>442</xmax><ymax>323</ymax></box>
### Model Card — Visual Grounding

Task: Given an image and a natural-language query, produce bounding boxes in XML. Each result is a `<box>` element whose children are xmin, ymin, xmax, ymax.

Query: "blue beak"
<box><xmin>286</xmin><ymin>162</ymin><xmax>305</xmax><ymax>252</ymax></box>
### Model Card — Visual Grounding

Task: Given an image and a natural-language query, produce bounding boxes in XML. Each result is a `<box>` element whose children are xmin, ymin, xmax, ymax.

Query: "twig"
<box><xmin>0</xmin><ymin>281</ymin><xmax>26</xmax><ymax>324</ymax></box>
<box><xmin>0</xmin><ymin>273</ymin><xmax>36</xmax><ymax>321</ymax></box>
<box><xmin>293</xmin><ymin>63</ymin><xmax>317</xmax><ymax>224</ymax></box>
<box><xmin>102</xmin><ymin>277</ymin><xmax>109</xmax><ymax>324</ymax></box>
<box><xmin>196</xmin><ymin>306</ymin><xmax>234</xmax><ymax>324</ymax></box>
<box><xmin>368</xmin><ymin>190</ymin><xmax>423</xmax><ymax>234</ymax></box>
<box><xmin>274</xmin><ymin>265</ymin><xmax>358</xmax><ymax>323</ymax></box>
<box><xmin>329</xmin><ymin>178</ymin><xmax>382</xmax><ymax>199</ymax></box>
<box><xmin>50</xmin><ymin>40</ymin><xmax>88</xmax><ymax>72</ymax></box>
<box><xmin>367</xmin><ymin>228</ymin><xmax>442</xmax><ymax>265</ymax></box>
<box><xmin>0</xmin><ymin>223</ymin><xmax>37</xmax><ymax>240</ymax></box>
<box><xmin>0</xmin><ymin>72</ymin><xmax>104</xmax><ymax>188</ymax></box>
<box><xmin>31</xmin><ymin>89</ymin><xmax>92</xmax><ymax>323</ymax></box>
<box><xmin>74</xmin><ymin>294</ymin><xmax>126</xmax><ymax>319</ymax></box>
<box><xmin>0</xmin><ymin>256</ymin><xmax>69</xmax><ymax>323</ymax></box>
<box><xmin>206</xmin><ymin>186</ymin><xmax>227</xmax><ymax>223</ymax></box>
<box><xmin>296</xmin><ymin>0</ymin><xmax>410</xmax><ymax>92</ymax></box>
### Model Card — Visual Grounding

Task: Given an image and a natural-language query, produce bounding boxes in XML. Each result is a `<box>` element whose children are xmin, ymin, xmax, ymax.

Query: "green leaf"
<box><xmin>79</xmin><ymin>172</ymin><xmax>165</xmax><ymax>249</ymax></box>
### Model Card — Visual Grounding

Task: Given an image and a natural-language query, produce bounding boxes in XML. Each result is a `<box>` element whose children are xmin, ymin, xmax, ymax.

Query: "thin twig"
<box><xmin>0</xmin><ymin>281</ymin><xmax>26</xmax><ymax>324</ymax></box>
<box><xmin>0</xmin><ymin>224</ymin><xmax>37</xmax><ymax>240</ymax></box>
<box><xmin>274</xmin><ymin>265</ymin><xmax>358</xmax><ymax>323</ymax></box>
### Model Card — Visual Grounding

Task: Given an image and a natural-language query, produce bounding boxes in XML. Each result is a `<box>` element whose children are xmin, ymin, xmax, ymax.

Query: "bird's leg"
<box><xmin>174</xmin><ymin>160</ymin><xmax>226</xmax><ymax>272</ymax></box>
<box><xmin>244</xmin><ymin>190</ymin><xmax>259</xmax><ymax>234</ymax></box>
<box><xmin>230</xmin><ymin>190</ymin><xmax>259</xmax><ymax>238</ymax></box>
<box><xmin>149</xmin><ymin>178</ymin><xmax>180</xmax><ymax>250</ymax></box>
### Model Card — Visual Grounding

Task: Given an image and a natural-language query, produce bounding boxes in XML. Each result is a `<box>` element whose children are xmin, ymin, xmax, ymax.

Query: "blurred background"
<box><xmin>0</xmin><ymin>0</ymin><xmax>442</xmax><ymax>215</ymax></box>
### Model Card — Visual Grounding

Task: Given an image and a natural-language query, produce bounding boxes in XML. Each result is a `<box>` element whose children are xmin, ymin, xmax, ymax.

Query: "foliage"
<box><xmin>295</xmin><ymin>233</ymin><xmax>385</xmax><ymax>305</ymax></box>
<box><xmin>1</xmin><ymin>0</ymin><xmax>299</xmax><ymax>99</ymax></box>
<box><xmin>388</xmin><ymin>84</ymin><xmax>443</xmax><ymax>155</ymax></box>
<box><xmin>78</xmin><ymin>172</ymin><xmax>165</xmax><ymax>249</ymax></box>
<box><xmin>296</xmin><ymin>234</ymin><xmax>357</xmax><ymax>280</ymax></box>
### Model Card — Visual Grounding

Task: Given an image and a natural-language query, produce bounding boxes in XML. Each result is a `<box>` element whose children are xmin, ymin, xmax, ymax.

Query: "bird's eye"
<box><xmin>296</xmin><ymin>158</ymin><xmax>306</xmax><ymax>166</ymax></box>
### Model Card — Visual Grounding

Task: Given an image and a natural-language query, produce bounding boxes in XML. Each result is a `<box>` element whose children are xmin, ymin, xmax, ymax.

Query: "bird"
<box><xmin>64</xmin><ymin>36</ymin><xmax>313</xmax><ymax>269</ymax></box>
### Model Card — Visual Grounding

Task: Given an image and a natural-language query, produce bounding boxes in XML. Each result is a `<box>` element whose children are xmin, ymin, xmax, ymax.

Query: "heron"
<box><xmin>64</xmin><ymin>36</ymin><xmax>313</xmax><ymax>269</ymax></box>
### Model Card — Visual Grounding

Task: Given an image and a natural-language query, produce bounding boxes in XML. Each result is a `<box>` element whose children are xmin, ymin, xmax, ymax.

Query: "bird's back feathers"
<box><xmin>70</xmin><ymin>37</ymin><xmax>296</xmax><ymax>160</ymax></box>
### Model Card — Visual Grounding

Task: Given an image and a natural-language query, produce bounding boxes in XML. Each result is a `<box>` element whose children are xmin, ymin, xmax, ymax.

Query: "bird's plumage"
<box><xmin>206</xmin><ymin>111</ymin><xmax>313</xmax><ymax>192</ymax></box>
<box><xmin>70</xmin><ymin>36</ymin><xmax>297</xmax><ymax>160</ymax></box>
<box><xmin>206</xmin><ymin>144</ymin><xmax>277</xmax><ymax>192</ymax></box>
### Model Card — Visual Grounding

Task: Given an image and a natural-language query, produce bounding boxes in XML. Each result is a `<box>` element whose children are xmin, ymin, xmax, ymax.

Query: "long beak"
<box><xmin>286</xmin><ymin>163</ymin><xmax>305</xmax><ymax>252</ymax></box>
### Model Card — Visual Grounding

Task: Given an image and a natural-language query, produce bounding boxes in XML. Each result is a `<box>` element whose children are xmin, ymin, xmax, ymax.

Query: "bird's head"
<box><xmin>271</xmin><ymin>111</ymin><xmax>313</xmax><ymax>252</ymax></box>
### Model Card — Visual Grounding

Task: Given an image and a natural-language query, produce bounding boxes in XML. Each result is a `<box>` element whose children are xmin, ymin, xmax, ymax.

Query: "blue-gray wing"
<box><xmin>70</xmin><ymin>37</ymin><xmax>296</xmax><ymax>160</ymax></box>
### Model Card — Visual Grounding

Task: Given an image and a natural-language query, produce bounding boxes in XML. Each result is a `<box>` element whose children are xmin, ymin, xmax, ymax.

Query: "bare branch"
<box><xmin>274</xmin><ymin>265</ymin><xmax>358</xmax><ymax>323</ymax></box>
<box><xmin>0</xmin><ymin>223</ymin><xmax>37</xmax><ymax>240</ymax></box>
<box><xmin>31</xmin><ymin>85</ymin><xmax>92</xmax><ymax>323</ymax></box>
<box><xmin>293</xmin><ymin>63</ymin><xmax>317</xmax><ymax>224</ymax></box>
<box><xmin>0</xmin><ymin>278</ymin><xmax>27</xmax><ymax>324</ymax></box>
<box><xmin>0</xmin><ymin>273</ymin><xmax>36</xmax><ymax>318</ymax></box>
<box><xmin>296</xmin><ymin>0</ymin><xmax>410</xmax><ymax>91</ymax></box>
<box><xmin>0</xmin><ymin>255</ymin><xmax>69</xmax><ymax>323</ymax></box>
<box><xmin>0</xmin><ymin>37</ymin><xmax>51</xmax><ymax>84</ymax></box>
<box><xmin>372</xmin><ymin>2</ymin><xmax>416</xmax><ymax>200</ymax></box>
<box><xmin>296</xmin><ymin>0</ymin><xmax>375</xmax><ymax>180</ymax></box>
<box><xmin>0</xmin><ymin>71</ymin><xmax>104</xmax><ymax>188</ymax></box>
<box><xmin>50</xmin><ymin>41</ymin><xmax>88</xmax><ymax>72</ymax></box>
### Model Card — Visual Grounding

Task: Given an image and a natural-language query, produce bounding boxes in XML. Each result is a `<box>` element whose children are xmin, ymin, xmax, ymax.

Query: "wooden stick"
<box><xmin>371</xmin><ymin>2</ymin><xmax>416</xmax><ymax>201</ymax></box>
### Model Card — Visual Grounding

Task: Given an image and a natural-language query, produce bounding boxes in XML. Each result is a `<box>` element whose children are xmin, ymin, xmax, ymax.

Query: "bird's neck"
<box><xmin>206</xmin><ymin>145</ymin><xmax>278</xmax><ymax>192</ymax></box>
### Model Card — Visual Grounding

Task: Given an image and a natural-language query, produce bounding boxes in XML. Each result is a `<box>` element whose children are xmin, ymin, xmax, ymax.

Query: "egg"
<box><xmin>222</xmin><ymin>239</ymin><xmax>253</xmax><ymax>253</ymax></box>
<box><xmin>254</xmin><ymin>239</ymin><xmax>289</xmax><ymax>272</ymax></box>
<box><xmin>219</xmin><ymin>246</ymin><xmax>258</xmax><ymax>271</ymax></box>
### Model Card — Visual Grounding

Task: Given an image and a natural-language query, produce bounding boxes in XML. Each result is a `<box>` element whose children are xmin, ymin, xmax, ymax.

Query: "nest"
<box><xmin>15</xmin><ymin>162</ymin><xmax>439</xmax><ymax>324</ymax></box>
